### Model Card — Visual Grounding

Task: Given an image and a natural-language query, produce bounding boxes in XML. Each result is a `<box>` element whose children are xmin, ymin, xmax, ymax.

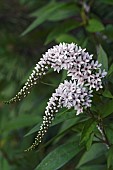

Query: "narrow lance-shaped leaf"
<box><xmin>107</xmin><ymin>145</ymin><xmax>113</xmax><ymax>168</ymax></box>
<box><xmin>45</xmin><ymin>20</ymin><xmax>81</xmax><ymax>44</ymax></box>
<box><xmin>77</xmin><ymin>143</ymin><xmax>107</xmax><ymax>168</ymax></box>
<box><xmin>107</xmin><ymin>63</ymin><xmax>113</xmax><ymax>76</ymax></box>
<box><xmin>98</xmin><ymin>99</ymin><xmax>113</xmax><ymax>117</ymax></box>
<box><xmin>56</xmin><ymin>33</ymin><xmax>77</xmax><ymax>43</ymax></box>
<box><xmin>1</xmin><ymin>114</ymin><xmax>41</xmax><ymax>132</ymax></box>
<box><xmin>35</xmin><ymin>139</ymin><xmax>82</xmax><ymax>170</ymax></box>
<box><xmin>86</xmin><ymin>18</ymin><xmax>104</xmax><ymax>32</ymax></box>
<box><xmin>21</xmin><ymin>2</ymin><xmax>66</xmax><ymax>36</ymax></box>
<box><xmin>98</xmin><ymin>45</ymin><xmax>108</xmax><ymax>71</ymax></box>
<box><xmin>102</xmin><ymin>89</ymin><xmax>113</xmax><ymax>99</ymax></box>
<box><xmin>80</xmin><ymin>118</ymin><xmax>96</xmax><ymax>147</ymax></box>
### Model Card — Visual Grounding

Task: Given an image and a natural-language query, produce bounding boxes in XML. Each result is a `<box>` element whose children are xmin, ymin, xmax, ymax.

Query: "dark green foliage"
<box><xmin>0</xmin><ymin>0</ymin><xmax>113</xmax><ymax>169</ymax></box>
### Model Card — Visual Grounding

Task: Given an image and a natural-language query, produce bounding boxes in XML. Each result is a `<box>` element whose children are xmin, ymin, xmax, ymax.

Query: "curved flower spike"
<box><xmin>4</xmin><ymin>42</ymin><xmax>107</xmax><ymax>151</ymax></box>
<box><xmin>4</xmin><ymin>42</ymin><xmax>95</xmax><ymax>104</ymax></box>
<box><xmin>25</xmin><ymin>80</ymin><xmax>93</xmax><ymax>151</ymax></box>
<box><xmin>25</xmin><ymin>92</ymin><xmax>59</xmax><ymax>151</ymax></box>
<box><xmin>4</xmin><ymin>60</ymin><xmax>48</xmax><ymax>104</ymax></box>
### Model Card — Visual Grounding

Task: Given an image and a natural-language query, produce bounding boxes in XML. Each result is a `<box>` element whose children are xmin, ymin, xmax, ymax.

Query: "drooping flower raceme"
<box><xmin>4</xmin><ymin>43</ymin><xmax>107</xmax><ymax>151</ymax></box>
<box><xmin>26</xmin><ymin>79</ymin><xmax>94</xmax><ymax>151</ymax></box>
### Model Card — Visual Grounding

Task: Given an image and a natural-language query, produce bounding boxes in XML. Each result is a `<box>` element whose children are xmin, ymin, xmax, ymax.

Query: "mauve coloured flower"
<box><xmin>4</xmin><ymin>43</ymin><xmax>107</xmax><ymax>151</ymax></box>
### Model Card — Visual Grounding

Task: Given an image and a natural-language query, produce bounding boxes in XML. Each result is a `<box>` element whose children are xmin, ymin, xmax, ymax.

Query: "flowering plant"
<box><xmin>4</xmin><ymin>42</ymin><xmax>107</xmax><ymax>151</ymax></box>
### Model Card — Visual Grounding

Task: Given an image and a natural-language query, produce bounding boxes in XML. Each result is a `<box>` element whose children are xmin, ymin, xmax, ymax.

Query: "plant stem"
<box><xmin>87</xmin><ymin>109</ymin><xmax>111</xmax><ymax>148</ymax></box>
<box><xmin>97</xmin><ymin>122</ymin><xmax>110</xmax><ymax>148</ymax></box>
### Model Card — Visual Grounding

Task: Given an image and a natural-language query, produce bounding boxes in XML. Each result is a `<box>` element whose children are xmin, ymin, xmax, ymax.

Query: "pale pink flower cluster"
<box><xmin>42</xmin><ymin>43</ymin><xmax>106</xmax><ymax>91</ymax></box>
<box><xmin>5</xmin><ymin>43</ymin><xmax>107</xmax><ymax>151</ymax></box>
<box><xmin>55</xmin><ymin>80</ymin><xmax>93</xmax><ymax>115</ymax></box>
<box><xmin>5</xmin><ymin>43</ymin><xmax>106</xmax><ymax>104</ymax></box>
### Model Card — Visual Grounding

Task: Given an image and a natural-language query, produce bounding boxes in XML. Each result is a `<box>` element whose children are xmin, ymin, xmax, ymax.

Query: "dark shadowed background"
<box><xmin>0</xmin><ymin>0</ymin><xmax>113</xmax><ymax>169</ymax></box>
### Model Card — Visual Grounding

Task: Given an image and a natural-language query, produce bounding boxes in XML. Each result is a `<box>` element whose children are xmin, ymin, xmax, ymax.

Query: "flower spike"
<box><xmin>25</xmin><ymin>78</ymin><xmax>103</xmax><ymax>151</ymax></box>
<box><xmin>25</xmin><ymin>93</ymin><xmax>59</xmax><ymax>151</ymax></box>
<box><xmin>4</xmin><ymin>43</ymin><xmax>95</xmax><ymax>104</ymax></box>
<box><xmin>4</xmin><ymin>61</ymin><xmax>48</xmax><ymax>104</ymax></box>
<box><xmin>4</xmin><ymin>43</ymin><xmax>107</xmax><ymax>151</ymax></box>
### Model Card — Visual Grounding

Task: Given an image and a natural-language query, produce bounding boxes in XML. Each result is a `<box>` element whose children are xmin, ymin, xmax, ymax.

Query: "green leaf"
<box><xmin>56</xmin><ymin>33</ymin><xmax>77</xmax><ymax>43</ymax></box>
<box><xmin>45</xmin><ymin>20</ymin><xmax>81</xmax><ymax>44</ymax></box>
<box><xmin>107</xmin><ymin>63</ymin><xmax>113</xmax><ymax>76</ymax></box>
<box><xmin>98</xmin><ymin>99</ymin><xmax>113</xmax><ymax>117</ymax></box>
<box><xmin>24</xmin><ymin>123</ymin><xmax>40</xmax><ymax>137</ymax></box>
<box><xmin>50</xmin><ymin>116</ymin><xmax>88</xmax><ymax>146</ymax></box>
<box><xmin>48</xmin><ymin>10</ymin><xmax>74</xmax><ymax>21</ymax></box>
<box><xmin>78</xmin><ymin>165</ymin><xmax>106</xmax><ymax>170</ymax></box>
<box><xmin>25</xmin><ymin>109</ymin><xmax>77</xmax><ymax>137</ymax></box>
<box><xmin>52</xmin><ymin>110</ymin><xmax>76</xmax><ymax>126</ymax></box>
<box><xmin>35</xmin><ymin>139</ymin><xmax>82</xmax><ymax>170</ymax></box>
<box><xmin>97</xmin><ymin>45</ymin><xmax>108</xmax><ymax>71</ymax></box>
<box><xmin>54</xmin><ymin>117</ymin><xmax>79</xmax><ymax>143</ymax></box>
<box><xmin>77</xmin><ymin>143</ymin><xmax>107</xmax><ymax>168</ymax></box>
<box><xmin>0</xmin><ymin>157</ymin><xmax>12</xmax><ymax>170</ymax></box>
<box><xmin>105</xmin><ymin>124</ymin><xmax>113</xmax><ymax>144</ymax></box>
<box><xmin>30</xmin><ymin>3</ymin><xmax>78</xmax><ymax>21</ymax></box>
<box><xmin>37</xmin><ymin>117</ymin><xmax>80</xmax><ymax>149</ymax></box>
<box><xmin>102</xmin><ymin>89</ymin><xmax>113</xmax><ymax>99</ymax></box>
<box><xmin>21</xmin><ymin>2</ymin><xmax>66</xmax><ymax>36</ymax></box>
<box><xmin>30</xmin><ymin>1</ymin><xmax>56</xmax><ymax>17</ymax></box>
<box><xmin>107</xmin><ymin>146</ymin><xmax>113</xmax><ymax>168</ymax></box>
<box><xmin>80</xmin><ymin>118</ymin><xmax>96</xmax><ymax>145</ymax></box>
<box><xmin>1</xmin><ymin>114</ymin><xmax>41</xmax><ymax>132</ymax></box>
<box><xmin>104</xmin><ymin>25</ymin><xmax>113</xmax><ymax>40</ymax></box>
<box><xmin>86</xmin><ymin>19</ymin><xmax>104</xmax><ymax>32</ymax></box>
<box><xmin>100</xmin><ymin>0</ymin><xmax>113</xmax><ymax>5</ymax></box>
<box><xmin>48</xmin><ymin>4</ymin><xmax>78</xmax><ymax>21</ymax></box>
<box><xmin>86</xmin><ymin>133</ymin><xmax>94</xmax><ymax>150</ymax></box>
<box><xmin>41</xmin><ymin>81</ymin><xmax>57</xmax><ymax>87</ymax></box>
<box><xmin>21</xmin><ymin>15</ymin><xmax>48</xmax><ymax>36</ymax></box>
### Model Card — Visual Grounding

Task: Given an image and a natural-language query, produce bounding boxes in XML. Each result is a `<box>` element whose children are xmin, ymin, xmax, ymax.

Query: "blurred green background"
<box><xmin>0</xmin><ymin>0</ymin><xmax>113</xmax><ymax>170</ymax></box>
